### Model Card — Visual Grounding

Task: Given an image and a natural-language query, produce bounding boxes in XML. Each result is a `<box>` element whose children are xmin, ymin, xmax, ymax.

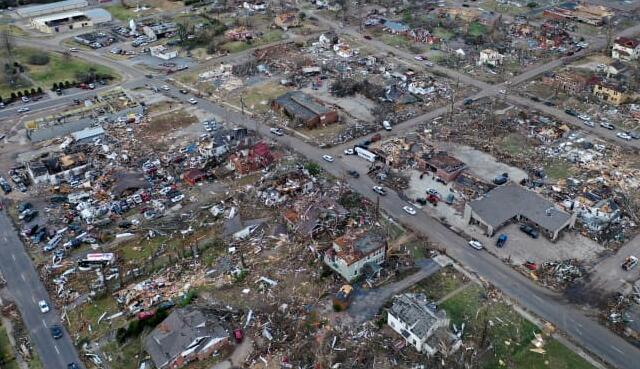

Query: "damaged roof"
<box><xmin>389</xmin><ymin>293</ymin><xmax>443</xmax><ymax>338</ymax></box>
<box><xmin>144</xmin><ymin>307</ymin><xmax>228</xmax><ymax>369</ymax></box>
<box><xmin>273</xmin><ymin>91</ymin><xmax>333</xmax><ymax>122</ymax></box>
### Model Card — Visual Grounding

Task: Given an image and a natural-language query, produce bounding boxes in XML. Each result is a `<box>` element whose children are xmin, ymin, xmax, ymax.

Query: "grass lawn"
<box><xmin>28</xmin><ymin>51</ymin><xmax>115</xmax><ymax>88</ymax></box>
<box><xmin>438</xmin><ymin>284</ymin><xmax>596</xmax><ymax>369</ymax></box>
<box><xmin>433</xmin><ymin>27</ymin><xmax>454</xmax><ymax>41</ymax></box>
<box><xmin>0</xmin><ymin>322</ymin><xmax>19</xmax><ymax>369</ymax></box>
<box><xmin>544</xmin><ymin>161</ymin><xmax>575</xmax><ymax>181</ymax></box>
<box><xmin>413</xmin><ymin>266</ymin><xmax>468</xmax><ymax>301</ymax></box>
<box><xmin>102</xmin><ymin>338</ymin><xmax>144</xmax><ymax>369</ymax></box>
<box><xmin>230</xmin><ymin>81</ymin><xmax>290</xmax><ymax>113</ymax></box>
<box><xmin>379</xmin><ymin>33</ymin><xmax>411</xmax><ymax>49</ymax></box>
<box><xmin>67</xmin><ymin>295</ymin><xmax>124</xmax><ymax>340</ymax></box>
<box><xmin>0</xmin><ymin>48</ymin><xmax>117</xmax><ymax>99</ymax></box>
<box><xmin>103</xmin><ymin>5</ymin><xmax>139</xmax><ymax>22</ymax></box>
<box><xmin>510</xmin><ymin>339</ymin><xmax>597</xmax><ymax>369</ymax></box>
<box><xmin>0</xmin><ymin>24</ymin><xmax>27</xmax><ymax>36</ymax></box>
<box><xmin>468</xmin><ymin>22</ymin><xmax>487</xmax><ymax>38</ymax></box>
<box><xmin>501</xmin><ymin>133</ymin><xmax>532</xmax><ymax>156</ymax></box>
<box><xmin>220</xmin><ymin>29</ymin><xmax>284</xmax><ymax>54</ymax></box>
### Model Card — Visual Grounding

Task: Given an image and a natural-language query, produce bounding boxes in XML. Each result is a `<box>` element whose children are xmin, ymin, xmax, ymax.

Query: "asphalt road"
<box><xmin>146</xmin><ymin>83</ymin><xmax>640</xmax><ymax>369</ymax></box>
<box><xmin>0</xmin><ymin>213</ymin><xmax>83</xmax><ymax>369</ymax></box>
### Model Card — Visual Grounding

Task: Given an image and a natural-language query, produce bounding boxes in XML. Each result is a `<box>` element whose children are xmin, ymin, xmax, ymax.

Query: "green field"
<box><xmin>438</xmin><ymin>284</ymin><xmax>596</xmax><ymax>369</ymax></box>
<box><xmin>103</xmin><ymin>5</ymin><xmax>139</xmax><ymax>22</ymax></box>
<box><xmin>0</xmin><ymin>322</ymin><xmax>19</xmax><ymax>369</ymax></box>
<box><xmin>0</xmin><ymin>48</ymin><xmax>116</xmax><ymax>100</ymax></box>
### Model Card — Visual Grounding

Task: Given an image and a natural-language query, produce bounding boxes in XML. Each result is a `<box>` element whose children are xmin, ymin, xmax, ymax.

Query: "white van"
<box><xmin>382</xmin><ymin>121</ymin><xmax>392</xmax><ymax>131</ymax></box>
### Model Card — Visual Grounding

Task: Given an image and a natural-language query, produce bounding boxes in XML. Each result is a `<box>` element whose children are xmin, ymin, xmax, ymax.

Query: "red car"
<box><xmin>233</xmin><ymin>328</ymin><xmax>244</xmax><ymax>343</ymax></box>
<box><xmin>524</xmin><ymin>261</ymin><xmax>538</xmax><ymax>271</ymax></box>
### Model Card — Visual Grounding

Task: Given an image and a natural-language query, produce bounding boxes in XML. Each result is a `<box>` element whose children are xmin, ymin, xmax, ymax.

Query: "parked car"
<box><xmin>382</xmin><ymin>121</ymin><xmax>392</xmax><ymax>131</ymax></box>
<box><xmin>38</xmin><ymin>300</ymin><xmax>50</xmax><ymax>313</ymax></box>
<box><xmin>171</xmin><ymin>194</ymin><xmax>185</xmax><ymax>203</ymax></box>
<box><xmin>347</xmin><ymin>170</ymin><xmax>359</xmax><ymax>178</ymax></box>
<box><xmin>629</xmin><ymin>131</ymin><xmax>640</xmax><ymax>140</ymax></box>
<box><xmin>403</xmin><ymin>206</ymin><xmax>416</xmax><ymax>215</ymax></box>
<box><xmin>270</xmin><ymin>128</ymin><xmax>284</xmax><ymax>136</ymax></box>
<box><xmin>583</xmin><ymin>120</ymin><xmax>595</xmax><ymax>127</ymax></box>
<box><xmin>372</xmin><ymin>186</ymin><xmax>386</xmax><ymax>196</ymax></box>
<box><xmin>493</xmin><ymin>172</ymin><xmax>509</xmax><ymax>185</ymax></box>
<box><xmin>161</xmin><ymin>85</ymin><xmax>170</xmax><ymax>91</ymax></box>
<box><xmin>179</xmin><ymin>89</ymin><xmax>188</xmax><ymax>94</ymax></box>
<box><xmin>468</xmin><ymin>239</ymin><xmax>483</xmax><ymax>250</ymax></box>
<box><xmin>344</xmin><ymin>148</ymin><xmax>354</xmax><ymax>155</ymax></box>
<box><xmin>17</xmin><ymin>107</ymin><xmax>30</xmax><ymax>113</ymax></box>
<box><xmin>425</xmin><ymin>188</ymin><xmax>440</xmax><ymax>197</ymax></box>
<box><xmin>519</xmin><ymin>224</ymin><xmax>539</xmax><ymax>238</ymax></box>
<box><xmin>322</xmin><ymin>155</ymin><xmax>334</xmax><ymax>162</ymax></box>
<box><xmin>463</xmin><ymin>98</ymin><xmax>474</xmax><ymax>106</ymax></box>
<box><xmin>188</xmin><ymin>98</ymin><xmax>198</xmax><ymax>104</ymax></box>
<box><xmin>622</xmin><ymin>256</ymin><xmax>638</xmax><ymax>271</ymax></box>
<box><xmin>496</xmin><ymin>234</ymin><xmax>507</xmax><ymax>248</ymax></box>
<box><xmin>21</xmin><ymin>96</ymin><xmax>30</xmax><ymax>103</ymax></box>
<box><xmin>617</xmin><ymin>132</ymin><xmax>632</xmax><ymax>141</ymax></box>
<box><xmin>600</xmin><ymin>122</ymin><xmax>615</xmax><ymax>130</ymax></box>
<box><xmin>67</xmin><ymin>363</ymin><xmax>80</xmax><ymax>369</ymax></box>
<box><xmin>578</xmin><ymin>114</ymin><xmax>591</xmax><ymax>122</ymax></box>
<box><xmin>50</xmin><ymin>325</ymin><xmax>63</xmax><ymax>339</ymax></box>
<box><xmin>564</xmin><ymin>109</ymin><xmax>578</xmax><ymax>117</ymax></box>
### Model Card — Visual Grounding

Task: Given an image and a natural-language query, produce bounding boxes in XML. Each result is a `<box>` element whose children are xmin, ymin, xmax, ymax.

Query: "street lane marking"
<box><xmin>11</xmin><ymin>254</ymin><xmax>16</xmax><ymax>261</ymax></box>
<box><xmin>31</xmin><ymin>296</ymin><xmax>36</xmax><ymax>304</ymax></box>
<box><xmin>54</xmin><ymin>345</ymin><xmax>60</xmax><ymax>355</ymax></box>
<box><xmin>41</xmin><ymin>319</ymin><xmax>47</xmax><ymax>328</ymax></box>
<box><xmin>611</xmin><ymin>345</ymin><xmax>624</xmax><ymax>354</ymax></box>
<box><xmin>20</xmin><ymin>273</ymin><xmax>26</xmax><ymax>282</ymax></box>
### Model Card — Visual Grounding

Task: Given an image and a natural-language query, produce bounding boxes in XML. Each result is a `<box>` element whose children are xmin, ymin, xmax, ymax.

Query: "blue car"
<box><xmin>496</xmin><ymin>234</ymin><xmax>507</xmax><ymax>248</ymax></box>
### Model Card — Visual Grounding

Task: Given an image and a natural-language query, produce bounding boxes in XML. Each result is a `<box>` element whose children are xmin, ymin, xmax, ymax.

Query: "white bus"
<box><xmin>355</xmin><ymin>146</ymin><xmax>377</xmax><ymax>162</ymax></box>
<box><xmin>78</xmin><ymin>253</ymin><xmax>115</xmax><ymax>271</ymax></box>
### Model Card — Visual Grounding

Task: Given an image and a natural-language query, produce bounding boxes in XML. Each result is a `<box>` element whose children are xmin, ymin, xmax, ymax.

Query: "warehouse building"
<box><xmin>272</xmin><ymin>91</ymin><xmax>338</xmax><ymax>129</ymax></box>
<box><xmin>31</xmin><ymin>8</ymin><xmax>111</xmax><ymax>33</ymax></box>
<box><xmin>17</xmin><ymin>0</ymin><xmax>88</xmax><ymax>18</ymax></box>
<box><xmin>464</xmin><ymin>183</ymin><xmax>576</xmax><ymax>241</ymax></box>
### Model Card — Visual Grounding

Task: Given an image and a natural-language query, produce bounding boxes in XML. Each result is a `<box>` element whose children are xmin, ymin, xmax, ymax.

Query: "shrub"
<box><xmin>27</xmin><ymin>52</ymin><xmax>50</xmax><ymax>65</ymax></box>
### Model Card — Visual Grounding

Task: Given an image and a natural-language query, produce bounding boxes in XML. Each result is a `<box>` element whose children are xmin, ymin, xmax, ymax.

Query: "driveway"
<box><xmin>347</xmin><ymin>259</ymin><xmax>440</xmax><ymax>324</ymax></box>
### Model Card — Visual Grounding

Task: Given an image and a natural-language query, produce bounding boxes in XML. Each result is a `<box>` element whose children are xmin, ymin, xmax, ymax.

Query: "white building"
<box><xmin>387</xmin><ymin>293</ymin><xmax>455</xmax><ymax>355</ymax></box>
<box><xmin>17</xmin><ymin>0</ymin><xmax>87</xmax><ymax>18</ymax></box>
<box><xmin>323</xmin><ymin>230</ymin><xmax>386</xmax><ymax>282</ymax></box>
<box><xmin>612</xmin><ymin>37</ymin><xmax>640</xmax><ymax>61</ymax></box>
<box><xmin>31</xmin><ymin>8</ymin><xmax>111</xmax><ymax>33</ymax></box>
<box><xmin>477</xmin><ymin>49</ymin><xmax>504</xmax><ymax>67</ymax></box>
<box><xmin>150</xmin><ymin>45</ymin><xmax>178</xmax><ymax>60</ymax></box>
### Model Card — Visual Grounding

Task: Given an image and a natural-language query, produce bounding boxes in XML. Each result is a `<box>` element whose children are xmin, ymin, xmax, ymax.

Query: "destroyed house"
<box><xmin>228</xmin><ymin>141</ymin><xmax>274</xmax><ymax>174</ymax></box>
<box><xmin>27</xmin><ymin>152</ymin><xmax>88</xmax><ymax>185</ymax></box>
<box><xmin>593</xmin><ymin>81</ymin><xmax>629</xmax><ymax>106</ymax></box>
<box><xmin>387</xmin><ymin>293</ymin><xmax>452</xmax><ymax>356</ymax></box>
<box><xmin>284</xmin><ymin>197</ymin><xmax>349</xmax><ymax>237</ymax></box>
<box><xmin>324</xmin><ymin>230</ymin><xmax>386</xmax><ymax>282</ymax></box>
<box><xmin>183</xmin><ymin>169</ymin><xmax>207</xmax><ymax>186</ymax></box>
<box><xmin>612</xmin><ymin>37</ymin><xmax>640</xmax><ymax>61</ymax></box>
<box><xmin>419</xmin><ymin>151</ymin><xmax>466</xmax><ymax>182</ymax></box>
<box><xmin>144</xmin><ymin>307</ymin><xmax>229</xmax><ymax>369</ymax></box>
<box><xmin>464</xmin><ymin>183</ymin><xmax>576</xmax><ymax>241</ymax></box>
<box><xmin>272</xmin><ymin>91</ymin><xmax>338</xmax><ymax>129</ymax></box>
<box><xmin>274</xmin><ymin>12</ymin><xmax>300</xmax><ymax>30</ymax></box>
